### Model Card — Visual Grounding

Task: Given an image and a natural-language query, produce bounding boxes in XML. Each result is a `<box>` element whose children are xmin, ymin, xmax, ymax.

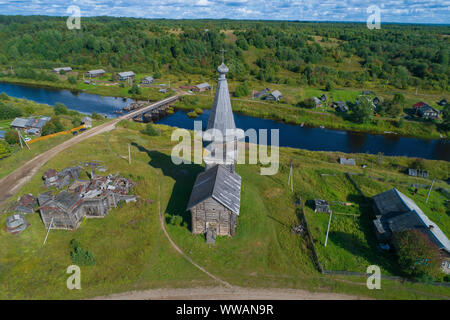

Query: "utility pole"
<box><xmin>426</xmin><ymin>179</ymin><xmax>435</xmax><ymax>204</ymax></box>
<box><xmin>288</xmin><ymin>160</ymin><xmax>293</xmax><ymax>192</ymax></box>
<box><xmin>43</xmin><ymin>217</ymin><xmax>54</xmax><ymax>245</ymax></box>
<box><xmin>128</xmin><ymin>143</ymin><xmax>131</xmax><ymax>165</ymax></box>
<box><xmin>324</xmin><ymin>211</ymin><xmax>333</xmax><ymax>247</ymax></box>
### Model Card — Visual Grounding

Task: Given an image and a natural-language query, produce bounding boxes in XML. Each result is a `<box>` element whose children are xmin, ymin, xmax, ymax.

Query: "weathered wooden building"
<box><xmin>187</xmin><ymin>165</ymin><xmax>241</xmax><ymax>237</ymax></box>
<box><xmin>187</xmin><ymin>57</ymin><xmax>242</xmax><ymax>241</ymax></box>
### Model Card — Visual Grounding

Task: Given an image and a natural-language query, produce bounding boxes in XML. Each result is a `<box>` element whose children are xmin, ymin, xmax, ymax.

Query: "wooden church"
<box><xmin>186</xmin><ymin>57</ymin><xmax>242</xmax><ymax>242</ymax></box>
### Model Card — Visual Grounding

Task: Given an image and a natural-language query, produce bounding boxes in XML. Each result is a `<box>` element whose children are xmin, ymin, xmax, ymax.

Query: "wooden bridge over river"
<box><xmin>124</xmin><ymin>94</ymin><xmax>181</xmax><ymax>123</ymax></box>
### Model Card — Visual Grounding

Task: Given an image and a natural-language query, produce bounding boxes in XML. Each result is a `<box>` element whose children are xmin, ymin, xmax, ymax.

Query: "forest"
<box><xmin>0</xmin><ymin>16</ymin><xmax>448</xmax><ymax>92</ymax></box>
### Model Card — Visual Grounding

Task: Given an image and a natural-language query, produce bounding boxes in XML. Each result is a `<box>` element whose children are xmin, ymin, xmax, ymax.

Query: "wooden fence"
<box><xmin>28</xmin><ymin>124</ymin><xmax>86</xmax><ymax>144</ymax></box>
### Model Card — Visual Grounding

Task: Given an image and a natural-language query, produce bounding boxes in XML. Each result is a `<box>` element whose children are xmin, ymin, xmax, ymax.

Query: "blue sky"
<box><xmin>0</xmin><ymin>0</ymin><xmax>449</xmax><ymax>24</ymax></box>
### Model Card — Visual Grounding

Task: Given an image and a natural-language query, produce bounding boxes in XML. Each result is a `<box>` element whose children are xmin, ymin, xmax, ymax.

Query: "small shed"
<box><xmin>266</xmin><ymin>90</ymin><xmax>282</xmax><ymax>101</ymax></box>
<box><xmin>314</xmin><ymin>200</ymin><xmax>331</xmax><ymax>213</ymax></box>
<box><xmin>194</xmin><ymin>83</ymin><xmax>211</xmax><ymax>92</ymax></box>
<box><xmin>313</xmin><ymin>97</ymin><xmax>322</xmax><ymax>108</ymax></box>
<box><xmin>437</xmin><ymin>99</ymin><xmax>447</xmax><ymax>106</ymax></box>
<box><xmin>141</xmin><ymin>76</ymin><xmax>154</xmax><ymax>84</ymax></box>
<box><xmin>187</xmin><ymin>165</ymin><xmax>241</xmax><ymax>237</ymax></box>
<box><xmin>320</xmin><ymin>94</ymin><xmax>327</xmax><ymax>102</ymax></box>
<box><xmin>339</xmin><ymin>157</ymin><xmax>356</xmax><ymax>166</ymax></box>
<box><xmin>82</xmin><ymin>116</ymin><xmax>93</xmax><ymax>128</ymax></box>
<box><xmin>5</xmin><ymin>214</ymin><xmax>28</xmax><ymax>235</ymax></box>
<box><xmin>13</xmin><ymin>194</ymin><xmax>36</xmax><ymax>214</ymax></box>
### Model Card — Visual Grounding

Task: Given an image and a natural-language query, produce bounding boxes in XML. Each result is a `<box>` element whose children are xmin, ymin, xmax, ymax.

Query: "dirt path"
<box><xmin>156</xmin><ymin>179</ymin><xmax>232</xmax><ymax>288</ymax></box>
<box><xmin>93</xmin><ymin>286</ymin><xmax>365</xmax><ymax>300</ymax></box>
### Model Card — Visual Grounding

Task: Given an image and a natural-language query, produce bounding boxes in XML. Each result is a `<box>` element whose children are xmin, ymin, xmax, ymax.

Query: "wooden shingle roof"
<box><xmin>187</xmin><ymin>165</ymin><xmax>242</xmax><ymax>215</ymax></box>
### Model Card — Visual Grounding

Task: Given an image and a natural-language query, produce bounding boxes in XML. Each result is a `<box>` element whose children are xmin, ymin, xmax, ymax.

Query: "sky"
<box><xmin>0</xmin><ymin>0</ymin><xmax>449</xmax><ymax>24</ymax></box>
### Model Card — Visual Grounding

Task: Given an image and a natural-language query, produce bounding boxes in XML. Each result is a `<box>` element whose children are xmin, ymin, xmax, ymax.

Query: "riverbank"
<box><xmin>1</xmin><ymin>78</ymin><xmax>447</xmax><ymax>140</ymax></box>
<box><xmin>177</xmin><ymin>95</ymin><xmax>447</xmax><ymax>140</ymax></box>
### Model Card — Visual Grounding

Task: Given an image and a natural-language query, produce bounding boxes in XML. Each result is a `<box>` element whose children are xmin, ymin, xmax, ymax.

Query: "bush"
<box><xmin>128</xmin><ymin>83</ymin><xmax>141</xmax><ymax>95</ymax></box>
<box><xmin>5</xmin><ymin>129</ymin><xmax>19</xmax><ymax>145</ymax></box>
<box><xmin>0</xmin><ymin>101</ymin><xmax>22</xmax><ymax>119</ymax></box>
<box><xmin>54</xmin><ymin>103</ymin><xmax>69</xmax><ymax>115</ymax></box>
<box><xmin>68</xmin><ymin>75</ymin><xmax>77</xmax><ymax>85</ymax></box>
<box><xmin>187</xmin><ymin>111</ymin><xmax>198</xmax><ymax>118</ymax></box>
<box><xmin>393</xmin><ymin>230</ymin><xmax>442</xmax><ymax>280</ymax></box>
<box><xmin>70</xmin><ymin>239</ymin><xmax>96</xmax><ymax>266</ymax></box>
<box><xmin>141</xmin><ymin>123</ymin><xmax>160</xmax><ymax>136</ymax></box>
<box><xmin>0</xmin><ymin>140</ymin><xmax>11</xmax><ymax>159</ymax></box>
<box><xmin>234</xmin><ymin>82</ymin><xmax>250</xmax><ymax>97</ymax></box>
<box><xmin>194</xmin><ymin>108</ymin><xmax>203</xmax><ymax>114</ymax></box>
<box><xmin>91</xmin><ymin>112</ymin><xmax>104</xmax><ymax>120</ymax></box>
<box><xmin>41</xmin><ymin>117</ymin><xmax>65</xmax><ymax>136</ymax></box>
<box><xmin>0</xmin><ymin>92</ymin><xmax>9</xmax><ymax>100</ymax></box>
<box><xmin>297</xmin><ymin>98</ymin><xmax>316</xmax><ymax>109</ymax></box>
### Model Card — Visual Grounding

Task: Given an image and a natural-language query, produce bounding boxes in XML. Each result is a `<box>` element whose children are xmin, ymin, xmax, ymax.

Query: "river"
<box><xmin>0</xmin><ymin>82</ymin><xmax>448</xmax><ymax>161</ymax></box>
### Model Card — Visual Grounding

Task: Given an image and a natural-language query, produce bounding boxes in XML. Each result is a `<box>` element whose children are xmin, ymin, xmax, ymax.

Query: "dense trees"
<box><xmin>0</xmin><ymin>101</ymin><xmax>22</xmax><ymax>119</ymax></box>
<box><xmin>0</xmin><ymin>16</ymin><xmax>447</xmax><ymax>90</ymax></box>
<box><xmin>351</xmin><ymin>97</ymin><xmax>374</xmax><ymax>123</ymax></box>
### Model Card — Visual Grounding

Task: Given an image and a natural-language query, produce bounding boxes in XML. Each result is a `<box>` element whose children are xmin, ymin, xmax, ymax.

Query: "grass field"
<box><xmin>0</xmin><ymin>122</ymin><xmax>449</xmax><ymax>299</ymax></box>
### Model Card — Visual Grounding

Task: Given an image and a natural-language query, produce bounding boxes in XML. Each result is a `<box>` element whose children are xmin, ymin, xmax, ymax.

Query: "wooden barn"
<box><xmin>187</xmin><ymin>164</ymin><xmax>241</xmax><ymax>237</ymax></box>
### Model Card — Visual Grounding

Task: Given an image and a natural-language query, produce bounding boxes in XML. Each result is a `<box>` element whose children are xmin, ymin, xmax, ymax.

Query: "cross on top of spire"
<box><xmin>220</xmin><ymin>48</ymin><xmax>226</xmax><ymax>64</ymax></box>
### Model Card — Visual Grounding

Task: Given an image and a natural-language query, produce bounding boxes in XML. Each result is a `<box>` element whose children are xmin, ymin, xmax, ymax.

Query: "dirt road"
<box><xmin>92</xmin><ymin>286</ymin><xmax>365</xmax><ymax>300</ymax></box>
<box><xmin>0</xmin><ymin>95</ymin><xmax>180</xmax><ymax>208</ymax></box>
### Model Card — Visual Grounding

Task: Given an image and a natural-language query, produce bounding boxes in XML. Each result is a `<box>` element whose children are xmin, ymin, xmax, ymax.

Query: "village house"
<box><xmin>253</xmin><ymin>88</ymin><xmax>270</xmax><ymax>99</ymax></box>
<box><xmin>333</xmin><ymin>101</ymin><xmax>348</xmax><ymax>112</ymax></box>
<box><xmin>408</xmin><ymin>168</ymin><xmax>429</xmax><ymax>178</ymax></box>
<box><xmin>339</xmin><ymin>157</ymin><xmax>356</xmax><ymax>165</ymax></box>
<box><xmin>320</xmin><ymin>94</ymin><xmax>327</xmax><ymax>102</ymax></box>
<box><xmin>10</xmin><ymin>117</ymin><xmax>51</xmax><ymax>133</ymax></box>
<box><xmin>11</xmin><ymin>194</ymin><xmax>36</xmax><ymax>214</ymax></box>
<box><xmin>417</xmin><ymin>105</ymin><xmax>439</xmax><ymax>119</ymax></box>
<box><xmin>413</xmin><ymin>101</ymin><xmax>429</xmax><ymax>113</ymax></box>
<box><xmin>85</xmin><ymin>69</ymin><xmax>106</xmax><ymax>78</ymax></box>
<box><xmin>187</xmin><ymin>58</ymin><xmax>242</xmax><ymax>242</ymax></box>
<box><xmin>38</xmin><ymin>172</ymin><xmax>137</xmax><ymax>230</ymax></box>
<box><xmin>52</xmin><ymin>67</ymin><xmax>72</xmax><ymax>73</ymax></box>
<box><xmin>117</xmin><ymin>71</ymin><xmax>136</xmax><ymax>81</ymax></box>
<box><xmin>265</xmin><ymin>90</ymin><xmax>282</xmax><ymax>101</ymax></box>
<box><xmin>314</xmin><ymin>199</ymin><xmax>331</xmax><ymax>213</ymax></box>
<box><xmin>43</xmin><ymin>167</ymin><xmax>81</xmax><ymax>189</ymax></box>
<box><xmin>82</xmin><ymin>116</ymin><xmax>92</xmax><ymax>128</ymax></box>
<box><xmin>141</xmin><ymin>76</ymin><xmax>154</xmax><ymax>85</ymax></box>
<box><xmin>372</xmin><ymin>188</ymin><xmax>450</xmax><ymax>272</ymax></box>
<box><xmin>5</xmin><ymin>214</ymin><xmax>28</xmax><ymax>235</ymax></box>
<box><xmin>312</xmin><ymin>97</ymin><xmax>322</xmax><ymax>108</ymax></box>
<box><xmin>194</xmin><ymin>82</ymin><xmax>211</xmax><ymax>92</ymax></box>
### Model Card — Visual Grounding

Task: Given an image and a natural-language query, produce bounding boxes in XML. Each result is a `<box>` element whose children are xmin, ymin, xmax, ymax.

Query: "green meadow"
<box><xmin>0</xmin><ymin>122</ymin><xmax>449</xmax><ymax>299</ymax></box>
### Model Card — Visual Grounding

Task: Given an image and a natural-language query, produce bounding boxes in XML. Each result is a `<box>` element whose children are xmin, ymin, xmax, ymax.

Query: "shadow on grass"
<box><xmin>131</xmin><ymin>143</ymin><xmax>204</xmax><ymax>232</ymax></box>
